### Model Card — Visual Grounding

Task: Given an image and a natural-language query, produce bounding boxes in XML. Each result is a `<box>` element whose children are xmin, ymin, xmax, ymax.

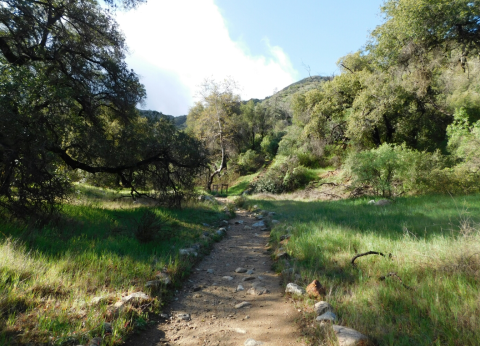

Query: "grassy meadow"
<box><xmin>0</xmin><ymin>186</ymin><xmax>228</xmax><ymax>346</ymax></box>
<box><xmin>250</xmin><ymin>194</ymin><xmax>480</xmax><ymax>346</ymax></box>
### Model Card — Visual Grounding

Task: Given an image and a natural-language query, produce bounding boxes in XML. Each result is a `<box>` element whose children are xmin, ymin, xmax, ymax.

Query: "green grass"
<box><xmin>226</xmin><ymin>172</ymin><xmax>259</xmax><ymax>196</ymax></box>
<box><xmin>250</xmin><ymin>194</ymin><xmax>480</xmax><ymax>345</ymax></box>
<box><xmin>0</xmin><ymin>186</ymin><xmax>227</xmax><ymax>346</ymax></box>
<box><xmin>202</xmin><ymin>172</ymin><xmax>260</xmax><ymax>198</ymax></box>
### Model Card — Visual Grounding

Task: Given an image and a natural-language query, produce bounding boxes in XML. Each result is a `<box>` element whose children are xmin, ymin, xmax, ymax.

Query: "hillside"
<box><xmin>259</xmin><ymin>75</ymin><xmax>330</xmax><ymax>115</ymax></box>
<box><xmin>138</xmin><ymin>109</ymin><xmax>187</xmax><ymax>129</ymax></box>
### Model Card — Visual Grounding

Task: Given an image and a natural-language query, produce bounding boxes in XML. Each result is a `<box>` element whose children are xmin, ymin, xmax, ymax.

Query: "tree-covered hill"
<box><xmin>138</xmin><ymin>109</ymin><xmax>187</xmax><ymax>129</ymax></box>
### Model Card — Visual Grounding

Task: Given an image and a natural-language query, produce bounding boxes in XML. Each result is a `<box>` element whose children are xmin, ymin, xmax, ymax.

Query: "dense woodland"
<box><xmin>1</xmin><ymin>0</ymin><xmax>480</xmax><ymax>221</ymax></box>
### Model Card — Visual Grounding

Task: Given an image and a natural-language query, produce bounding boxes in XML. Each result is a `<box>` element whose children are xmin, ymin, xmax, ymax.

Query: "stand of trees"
<box><xmin>0</xmin><ymin>0</ymin><xmax>206</xmax><ymax>220</ymax></box>
<box><xmin>186</xmin><ymin>0</ymin><xmax>480</xmax><ymax>196</ymax></box>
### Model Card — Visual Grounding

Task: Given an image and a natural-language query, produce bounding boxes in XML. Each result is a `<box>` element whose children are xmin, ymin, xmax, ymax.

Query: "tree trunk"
<box><xmin>207</xmin><ymin>96</ymin><xmax>228</xmax><ymax>191</ymax></box>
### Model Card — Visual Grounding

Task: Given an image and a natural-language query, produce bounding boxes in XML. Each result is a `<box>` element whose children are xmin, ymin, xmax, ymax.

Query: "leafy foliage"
<box><xmin>0</xmin><ymin>0</ymin><xmax>206</xmax><ymax>219</ymax></box>
<box><xmin>345</xmin><ymin>144</ymin><xmax>445</xmax><ymax>197</ymax></box>
<box><xmin>252</xmin><ymin>157</ymin><xmax>316</xmax><ymax>194</ymax></box>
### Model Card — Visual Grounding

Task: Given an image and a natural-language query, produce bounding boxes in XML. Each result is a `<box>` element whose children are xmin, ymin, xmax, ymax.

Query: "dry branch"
<box><xmin>351</xmin><ymin>251</ymin><xmax>390</xmax><ymax>266</ymax></box>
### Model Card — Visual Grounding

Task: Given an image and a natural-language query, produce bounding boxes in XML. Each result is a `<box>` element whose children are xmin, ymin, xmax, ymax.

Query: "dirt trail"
<box><xmin>125</xmin><ymin>208</ymin><xmax>305</xmax><ymax>346</ymax></box>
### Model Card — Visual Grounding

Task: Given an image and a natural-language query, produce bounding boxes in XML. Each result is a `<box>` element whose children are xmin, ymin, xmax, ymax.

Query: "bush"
<box><xmin>133</xmin><ymin>210</ymin><xmax>168</xmax><ymax>243</ymax></box>
<box><xmin>282</xmin><ymin>165</ymin><xmax>315</xmax><ymax>191</ymax></box>
<box><xmin>252</xmin><ymin>157</ymin><xmax>317</xmax><ymax>193</ymax></box>
<box><xmin>232</xmin><ymin>196</ymin><xmax>247</xmax><ymax>209</ymax></box>
<box><xmin>296</xmin><ymin>152</ymin><xmax>320</xmax><ymax>168</ymax></box>
<box><xmin>237</xmin><ymin>149</ymin><xmax>263</xmax><ymax>174</ymax></box>
<box><xmin>344</xmin><ymin>143</ymin><xmax>445</xmax><ymax>197</ymax></box>
<box><xmin>260</xmin><ymin>132</ymin><xmax>285</xmax><ymax>159</ymax></box>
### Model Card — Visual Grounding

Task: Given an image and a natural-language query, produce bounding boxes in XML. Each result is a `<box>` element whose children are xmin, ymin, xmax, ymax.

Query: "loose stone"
<box><xmin>306</xmin><ymin>279</ymin><xmax>326</xmax><ymax>298</ymax></box>
<box><xmin>247</xmin><ymin>286</ymin><xmax>268</xmax><ymax>295</ymax></box>
<box><xmin>223</xmin><ymin>276</ymin><xmax>234</xmax><ymax>281</ymax></box>
<box><xmin>244</xmin><ymin>338</ymin><xmax>264</xmax><ymax>346</ymax></box>
<box><xmin>285</xmin><ymin>283</ymin><xmax>306</xmax><ymax>296</ymax></box>
<box><xmin>179</xmin><ymin>248</ymin><xmax>198</xmax><ymax>256</ymax></box>
<box><xmin>280</xmin><ymin>234</ymin><xmax>291</xmax><ymax>241</ymax></box>
<box><xmin>235</xmin><ymin>267</ymin><xmax>248</xmax><ymax>273</ymax></box>
<box><xmin>275</xmin><ymin>249</ymin><xmax>288</xmax><ymax>260</ymax></box>
<box><xmin>246</xmin><ymin>269</ymin><xmax>254</xmax><ymax>275</ymax></box>
<box><xmin>235</xmin><ymin>301</ymin><xmax>251</xmax><ymax>309</ymax></box>
<box><xmin>156</xmin><ymin>272</ymin><xmax>172</xmax><ymax>285</ymax></box>
<box><xmin>177</xmin><ymin>313</ymin><xmax>191</xmax><ymax>321</ymax></box>
<box><xmin>206</xmin><ymin>269</ymin><xmax>214</xmax><ymax>274</ymax></box>
<box><xmin>316</xmin><ymin>311</ymin><xmax>337</xmax><ymax>322</ymax></box>
<box><xmin>242</xmin><ymin>276</ymin><xmax>255</xmax><ymax>282</ymax></box>
<box><xmin>252</xmin><ymin>221</ymin><xmax>265</xmax><ymax>228</ymax></box>
<box><xmin>234</xmin><ymin>328</ymin><xmax>247</xmax><ymax>334</ymax></box>
<box><xmin>314</xmin><ymin>301</ymin><xmax>334</xmax><ymax>316</ymax></box>
<box><xmin>236</xmin><ymin>284</ymin><xmax>245</xmax><ymax>291</ymax></box>
<box><xmin>145</xmin><ymin>280</ymin><xmax>162</xmax><ymax>288</ymax></box>
<box><xmin>333</xmin><ymin>325</ymin><xmax>369</xmax><ymax>346</ymax></box>
<box><xmin>122</xmin><ymin>292</ymin><xmax>150</xmax><ymax>304</ymax></box>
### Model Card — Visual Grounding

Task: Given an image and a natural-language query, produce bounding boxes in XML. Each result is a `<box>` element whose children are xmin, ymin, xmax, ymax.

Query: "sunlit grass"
<box><xmin>0</xmin><ymin>185</ymin><xmax>226</xmax><ymax>345</ymax></box>
<box><xmin>251</xmin><ymin>194</ymin><xmax>480</xmax><ymax>345</ymax></box>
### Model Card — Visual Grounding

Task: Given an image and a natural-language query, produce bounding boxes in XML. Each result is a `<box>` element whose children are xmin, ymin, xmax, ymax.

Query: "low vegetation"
<box><xmin>249</xmin><ymin>194</ymin><xmax>480</xmax><ymax>345</ymax></box>
<box><xmin>0</xmin><ymin>186</ymin><xmax>227</xmax><ymax>345</ymax></box>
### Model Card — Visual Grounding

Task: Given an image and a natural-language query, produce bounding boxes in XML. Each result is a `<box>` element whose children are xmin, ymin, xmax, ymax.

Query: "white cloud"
<box><xmin>115</xmin><ymin>0</ymin><xmax>298</xmax><ymax>115</ymax></box>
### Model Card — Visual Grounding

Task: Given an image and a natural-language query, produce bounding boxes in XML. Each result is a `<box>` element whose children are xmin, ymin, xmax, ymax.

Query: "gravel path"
<box><xmin>124</xmin><ymin>209</ymin><xmax>305</xmax><ymax>346</ymax></box>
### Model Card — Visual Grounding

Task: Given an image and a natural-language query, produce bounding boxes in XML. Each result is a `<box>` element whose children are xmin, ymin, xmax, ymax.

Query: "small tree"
<box><xmin>188</xmin><ymin>78</ymin><xmax>241</xmax><ymax>191</ymax></box>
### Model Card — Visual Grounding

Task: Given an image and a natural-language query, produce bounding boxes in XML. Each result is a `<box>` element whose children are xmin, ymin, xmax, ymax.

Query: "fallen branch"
<box><xmin>379</xmin><ymin>272</ymin><xmax>414</xmax><ymax>290</ymax></box>
<box><xmin>351</xmin><ymin>251</ymin><xmax>391</xmax><ymax>266</ymax></box>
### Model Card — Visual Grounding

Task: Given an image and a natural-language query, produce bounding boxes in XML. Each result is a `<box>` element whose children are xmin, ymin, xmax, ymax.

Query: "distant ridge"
<box><xmin>255</xmin><ymin>75</ymin><xmax>331</xmax><ymax>119</ymax></box>
<box><xmin>138</xmin><ymin>76</ymin><xmax>330</xmax><ymax>129</ymax></box>
<box><xmin>138</xmin><ymin>109</ymin><xmax>187</xmax><ymax>129</ymax></box>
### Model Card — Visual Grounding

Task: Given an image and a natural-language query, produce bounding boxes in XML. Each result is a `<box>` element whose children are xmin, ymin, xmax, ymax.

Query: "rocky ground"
<box><xmin>123</xmin><ymin>209</ymin><xmax>306</xmax><ymax>346</ymax></box>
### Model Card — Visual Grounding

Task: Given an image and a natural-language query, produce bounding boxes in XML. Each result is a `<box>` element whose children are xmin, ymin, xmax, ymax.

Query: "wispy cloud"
<box><xmin>116</xmin><ymin>0</ymin><xmax>298</xmax><ymax>115</ymax></box>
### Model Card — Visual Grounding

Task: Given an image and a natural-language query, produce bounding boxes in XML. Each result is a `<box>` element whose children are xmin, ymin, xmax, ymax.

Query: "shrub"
<box><xmin>232</xmin><ymin>196</ymin><xmax>247</xmax><ymax>209</ymax></box>
<box><xmin>237</xmin><ymin>149</ymin><xmax>263</xmax><ymax>174</ymax></box>
<box><xmin>260</xmin><ymin>132</ymin><xmax>285</xmax><ymax>159</ymax></box>
<box><xmin>296</xmin><ymin>152</ymin><xmax>320</xmax><ymax>168</ymax></box>
<box><xmin>447</xmin><ymin>107</ymin><xmax>480</xmax><ymax>173</ymax></box>
<box><xmin>133</xmin><ymin>210</ymin><xmax>168</xmax><ymax>243</ymax></box>
<box><xmin>344</xmin><ymin>143</ymin><xmax>445</xmax><ymax>197</ymax></box>
<box><xmin>252</xmin><ymin>157</ymin><xmax>317</xmax><ymax>193</ymax></box>
<box><xmin>282</xmin><ymin>165</ymin><xmax>315</xmax><ymax>191</ymax></box>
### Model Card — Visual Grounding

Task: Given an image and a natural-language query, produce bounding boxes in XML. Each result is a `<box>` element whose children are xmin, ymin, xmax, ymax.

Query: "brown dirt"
<box><xmin>123</xmin><ymin>208</ymin><xmax>306</xmax><ymax>346</ymax></box>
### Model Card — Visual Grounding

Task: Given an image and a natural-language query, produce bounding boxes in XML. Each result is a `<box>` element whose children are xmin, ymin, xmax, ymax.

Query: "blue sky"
<box><xmin>115</xmin><ymin>0</ymin><xmax>384</xmax><ymax>115</ymax></box>
<box><xmin>216</xmin><ymin>0</ymin><xmax>384</xmax><ymax>77</ymax></box>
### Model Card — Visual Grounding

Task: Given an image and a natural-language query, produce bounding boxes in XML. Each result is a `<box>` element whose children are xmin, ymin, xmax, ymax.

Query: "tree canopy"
<box><xmin>0</xmin><ymin>0</ymin><xmax>206</xmax><ymax>218</ymax></box>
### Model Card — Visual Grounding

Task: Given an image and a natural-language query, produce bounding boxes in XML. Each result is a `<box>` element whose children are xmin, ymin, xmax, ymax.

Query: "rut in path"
<box><xmin>124</xmin><ymin>209</ymin><xmax>305</xmax><ymax>346</ymax></box>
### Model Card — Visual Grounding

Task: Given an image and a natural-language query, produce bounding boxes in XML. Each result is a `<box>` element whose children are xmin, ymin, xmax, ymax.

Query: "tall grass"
<box><xmin>251</xmin><ymin>194</ymin><xmax>480</xmax><ymax>345</ymax></box>
<box><xmin>0</xmin><ymin>186</ymin><xmax>227</xmax><ymax>345</ymax></box>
